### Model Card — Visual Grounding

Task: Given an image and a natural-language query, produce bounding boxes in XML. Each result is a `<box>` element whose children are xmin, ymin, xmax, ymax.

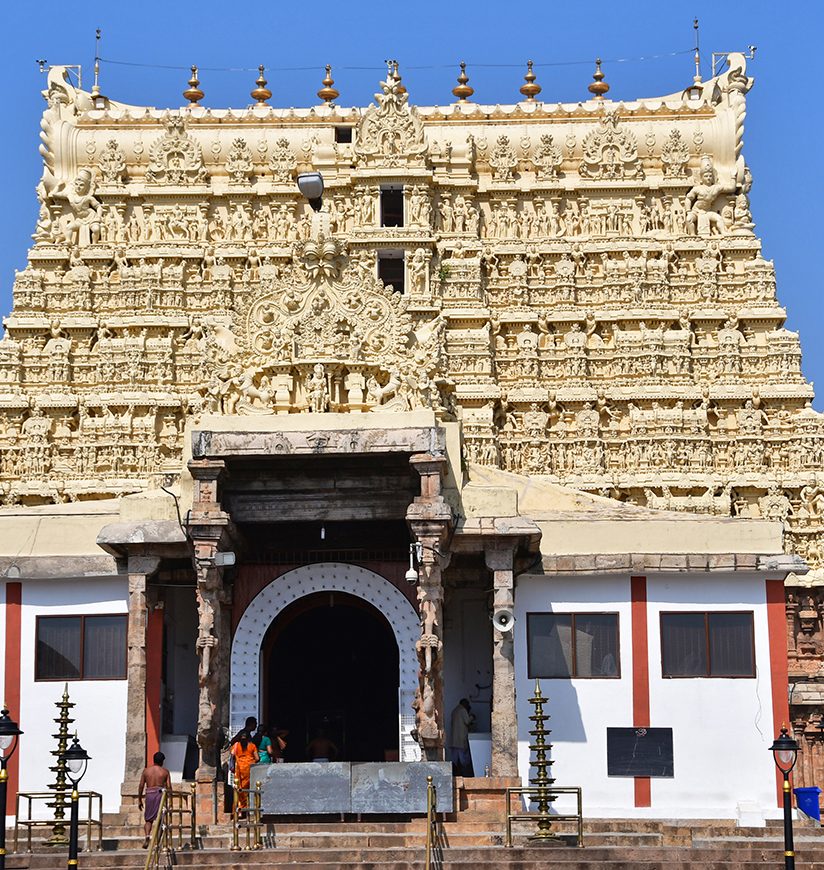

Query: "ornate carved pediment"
<box><xmin>198</xmin><ymin>234</ymin><xmax>449</xmax><ymax>416</ymax></box>
<box><xmin>354</xmin><ymin>66</ymin><xmax>427</xmax><ymax>168</ymax></box>
<box><xmin>145</xmin><ymin>118</ymin><xmax>208</xmax><ymax>186</ymax></box>
<box><xmin>579</xmin><ymin>112</ymin><xmax>643</xmax><ymax>181</ymax></box>
<box><xmin>244</xmin><ymin>234</ymin><xmax>411</xmax><ymax>365</ymax></box>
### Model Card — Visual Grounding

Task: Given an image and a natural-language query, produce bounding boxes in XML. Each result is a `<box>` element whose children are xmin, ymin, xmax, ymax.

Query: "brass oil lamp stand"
<box><xmin>46</xmin><ymin>685</ymin><xmax>74</xmax><ymax>845</ymax></box>
<box><xmin>528</xmin><ymin>680</ymin><xmax>557</xmax><ymax>841</ymax></box>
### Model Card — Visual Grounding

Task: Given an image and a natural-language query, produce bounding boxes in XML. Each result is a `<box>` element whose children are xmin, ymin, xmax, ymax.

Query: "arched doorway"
<box><xmin>230</xmin><ymin>562</ymin><xmax>421</xmax><ymax>761</ymax></box>
<box><xmin>262</xmin><ymin>591</ymin><xmax>399</xmax><ymax>761</ymax></box>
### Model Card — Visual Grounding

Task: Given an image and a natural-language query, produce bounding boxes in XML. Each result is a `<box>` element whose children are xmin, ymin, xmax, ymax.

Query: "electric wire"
<box><xmin>94</xmin><ymin>47</ymin><xmax>694</xmax><ymax>75</ymax></box>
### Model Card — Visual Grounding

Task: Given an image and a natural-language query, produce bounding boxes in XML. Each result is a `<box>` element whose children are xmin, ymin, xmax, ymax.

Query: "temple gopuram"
<box><xmin>0</xmin><ymin>53</ymin><xmax>820</xmax><ymax>823</ymax></box>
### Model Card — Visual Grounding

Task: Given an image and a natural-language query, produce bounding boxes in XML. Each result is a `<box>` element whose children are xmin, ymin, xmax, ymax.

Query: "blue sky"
<box><xmin>2</xmin><ymin>0</ymin><xmax>821</xmax><ymax>406</ymax></box>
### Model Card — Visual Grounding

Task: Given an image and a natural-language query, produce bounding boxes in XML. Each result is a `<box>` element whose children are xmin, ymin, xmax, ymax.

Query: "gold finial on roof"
<box><xmin>183</xmin><ymin>65</ymin><xmax>204</xmax><ymax>104</ymax></box>
<box><xmin>519</xmin><ymin>59</ymin><xmax>541</xmax><ymax>101</ymax></box>
<box><xmin>587</xmin><ymin>58</ymin><xmax>609</xmax><ymax>99</ymax></box>
<box><xmin>452</xmin><ymin>61</ymin><xmax>474</xmax><ymax>102</ymax></box>
<box><xmin>317</xmin><ymin>65</ymin><xmax>340</xmax><ymax>105</ymax></box>
<box><xmin>693</xmin><ymin>18</ymin><xmax>702</xmax><ymax>84</ymax></box>
<box><xmin>392</xmin><ymin>60</ymin><xmax>406</xmax><ymax>95</ymax></box>
<box><xmin>251</xmin><ymin>65</ymin><xmax>272</xmax><ymax>106</ymax></box>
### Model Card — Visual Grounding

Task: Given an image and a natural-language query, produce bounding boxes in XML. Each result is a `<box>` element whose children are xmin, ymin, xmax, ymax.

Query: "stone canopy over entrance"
<box><xmin>230</xmin><ymin>562</ymin><xmax>421</xmax><ymax>761</ymax></box>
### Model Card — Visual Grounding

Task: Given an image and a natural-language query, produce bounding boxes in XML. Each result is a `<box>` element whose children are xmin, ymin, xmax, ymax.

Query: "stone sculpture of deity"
<box><xmin>685</xmin><ymin>156</ymin><xmax>733</xmax><ymax>237</ymax></box>
<box><xmin>54</xmin><ymin>169</ymin><xmax>103</xmax><ymax>246</ymax></box>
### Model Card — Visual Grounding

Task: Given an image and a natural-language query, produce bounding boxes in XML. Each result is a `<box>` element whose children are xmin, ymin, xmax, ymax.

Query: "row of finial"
<box><xmin>183</xmin><ymin>64</ymin><xmax>341</xmax><ymax>107</ymax></box>
<box><xmin>181</xmin><ymin>59</ymin><xmax>609</xmax><ymax>106</ymax></box>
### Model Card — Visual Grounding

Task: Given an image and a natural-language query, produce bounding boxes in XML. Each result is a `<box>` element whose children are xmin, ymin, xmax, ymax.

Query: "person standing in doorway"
<box><xmin>255</xmin><ymin>724</ymin><xmax>274</xmax><ymax>764</ymax></box>
<box><xmin>230</xmin><ymin>730</ymin><xmax>259</xmax><ymax>811</ymax></box>
<box><xmin>449</xmin><ymin>698</ymin><xmax>475</xmax><ymax>777</ymax></box>
<box><xmin>137</xmin><ymin>752</ymin><xmax>172</xmax><ymax>849</ymax></box>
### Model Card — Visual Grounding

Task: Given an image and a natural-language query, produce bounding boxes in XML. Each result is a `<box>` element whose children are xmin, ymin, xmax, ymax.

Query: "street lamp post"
<box><xmin>60</xmin><ymin>735</ymin><xmax>90</xmax><ymax>870</ymax></box>
<box><xmin>0</xmin><ymin>707</ymin><xmax>23</xmax><ymax>870</ymax></box>
<box><xmin>770</xmin><ymin>725</ymin><xmax>800</xmax><ymax>870</ymax></box>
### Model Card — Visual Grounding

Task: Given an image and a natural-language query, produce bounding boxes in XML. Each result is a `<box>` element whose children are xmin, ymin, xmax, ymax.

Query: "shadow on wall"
<box><xmin>516</xmin><ymin>601</ymin><xmax>587</xmax><ymax>744</ymax></box>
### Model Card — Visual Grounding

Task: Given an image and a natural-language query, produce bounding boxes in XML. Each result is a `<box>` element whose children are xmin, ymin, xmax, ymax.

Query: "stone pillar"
<box><xmin>187</xmin><ymin>458</ymin><xmax>235</xmax><ymax>795</ymax></box>
<box><xmin>407</xmin><ymin>453</ymin><xmax>452</xmax><ymax>762</ymax></box>
<box><xmin>193</xmin><ymin>550</ymin><xmax>228</xmax><ymax>780</ymax></box>
<box><xmin>123</xmin><ymin>555</ymin><xmax>161</xmax><ymax>794</ymax></box>
<box><xmin>485</xmin><ymin>543</ymin><xmax>518</xmax><ymax>777</ymax></box>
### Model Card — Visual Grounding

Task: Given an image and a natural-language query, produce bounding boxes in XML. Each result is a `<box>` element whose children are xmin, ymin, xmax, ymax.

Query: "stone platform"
<box><xmin>252</xmin><ymin>760</ymin><xmax>453</xmax><ymax>814</ymax></box>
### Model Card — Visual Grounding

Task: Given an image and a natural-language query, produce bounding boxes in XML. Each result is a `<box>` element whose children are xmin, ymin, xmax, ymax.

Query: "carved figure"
<box><xmin>490</xmin><ymin>135</ymin><xmax>517</xmax><ymax>182</ymax></box>
<box><xmin>533</xmin><ymin>133</ymin><xmax>562</xmax><ymax>180</ymax></box>
<box><xmin>53</xmin><ymin>169</ymin><xmax>102</xmax><ymax>246</ymax></box>
<box><xmin>685</xmin><ymin>155</ymin><xmax>733</xmax><ymax>237</ymax></box>
<box><xmin>97</xmin><ymin>139</ymin><xmax>127</xmax><ymax>185</ymax></box>
<box><xmin>226</xmin><ymin>137</ymin><xmax>253</xmax><ymax>184</ymax></box>
<box><xmin>660</xmin><ymin>129</ymin><xmax>690</xmax><ymax>178</ymax></box>
<box><xmin>306</xmin><ymin>363</ymin><xmax>330</xmax><ymax>412</ymax></box>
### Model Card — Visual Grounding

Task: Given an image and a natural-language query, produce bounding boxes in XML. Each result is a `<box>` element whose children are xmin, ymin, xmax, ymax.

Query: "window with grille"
<box><xmin>660</xmin><ymin>612</ymin><xmax>755</xmax><ymax>678</ymax></box>
<box><xmin>527</xmin><ymin>612</ymin><xmax>620</xmax><ymax>678</ymax></box>
<box><xmin>36</xmin><ymin>614</ymin><xmax>128</xmax><ymax>680</ymax></box>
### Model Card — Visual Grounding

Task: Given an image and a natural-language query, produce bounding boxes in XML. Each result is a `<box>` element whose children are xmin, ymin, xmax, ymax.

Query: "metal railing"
<box><xmin>126</xmin><ymin>785</ymin><xmax>198</xmax><ymax>853</ymax></box>
<box><xmin>144</xmin><ymin>788</ymin><xmax>173</xmax><ymax>870</ymax></box>
<box><xmin>231</xmin><ymin>782</ymin><xmax>263</xmax><ymax>851</ymax></box>
<box><xmin>166</xmin><ymin>783</ymin><xmax>198</xmax><ymax>850</ymax></box>
<box><xmin>13</xmin><ymin>791</ymin><xmax>102</xmax><ymax>853</ymax></box>
<box><xmin>424</xmin><ymin>775</ymin><xmax>443</xmax><ymax>870</ymax></box>
<box><xmin>504</xmin><ymin>785</ymin><xmax>584</xmax><ymax>847</ymax></box>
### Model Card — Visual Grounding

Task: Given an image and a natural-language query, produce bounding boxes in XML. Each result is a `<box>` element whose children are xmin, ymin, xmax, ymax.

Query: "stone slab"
<box><xmin>251</xmin><ymin>761</ymin><xmax>453</xmax><ymax>815</ymax></box>
<box><xmin>254</xmin><ymin>762</ymin><xmax>351</xmax><ymax>814</ymax></box>
<box><xmin>350</xmin><ymin>762</ymin><xmax>453</xmax><ymax>814</ymax></box>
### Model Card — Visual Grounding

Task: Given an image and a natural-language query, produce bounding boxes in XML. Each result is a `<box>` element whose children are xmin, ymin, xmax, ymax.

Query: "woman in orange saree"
<box><xmin>231</xmin><ymin>731</ymin><xmax>259</xmax><ymax>810</ymax></box>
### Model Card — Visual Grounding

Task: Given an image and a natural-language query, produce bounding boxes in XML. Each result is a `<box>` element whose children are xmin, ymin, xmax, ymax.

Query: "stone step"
<box><xmin>11</xmin><ymin>826</ymin><xmax>824</xmax><ymax>855</ymax></box>
<box><xmin>13</xmin><ymin>843</ymin><xmax>824</xmax><ymax>867</ymax></box>
<box><xmin>12</xmin><ymin>853</ymin><xmax>824</xmax><ymax>870</ymax></box>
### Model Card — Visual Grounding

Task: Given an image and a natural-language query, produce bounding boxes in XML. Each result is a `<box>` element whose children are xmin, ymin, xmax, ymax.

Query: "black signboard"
<box><xmin>606</xmin><ymin>727</ymin><xmax>674</xmax><ymax>777</ymax></box>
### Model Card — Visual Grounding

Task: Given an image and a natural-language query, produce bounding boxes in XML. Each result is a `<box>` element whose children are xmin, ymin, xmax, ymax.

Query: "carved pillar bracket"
<box><xmin>485</xmin><ymin>542</ymin><xmax>519</xmax><ymax>777</ymax></box>
<box><xmin>407</xmin><ymin>453</ymin><xmax>453</xmax><ymax>762</ymax></box>
<box><xmin>123</xmin><ymin>555</ymin><xmax>162</xmax><ymax>791</ymax></box>
<box><xmin>186</xmin><ymin>458</ymin><xmax>236</xmax><ymax>783</ymax></box>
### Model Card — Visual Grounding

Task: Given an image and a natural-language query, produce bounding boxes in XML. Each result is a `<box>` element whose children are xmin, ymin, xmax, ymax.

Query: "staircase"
<box><xmin>7</xmin><ymin>778</ymin><xmax>824</xmax><ymax>869</ymax></box>
<box><xmin>6</xmin><ymin>816</ymin><xmax>824</xmax><ymax>869</ymax></box>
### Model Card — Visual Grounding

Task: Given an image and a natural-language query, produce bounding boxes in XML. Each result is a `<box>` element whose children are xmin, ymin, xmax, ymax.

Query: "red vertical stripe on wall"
<box><xmin>766</xmin><ymin>579</ymin><xmax>791</xmax><ymax>807</ymax></box>
<box><xmin>145</xmin><ymin>607</ymin><xmax>164</xmax><ymax>764</ymax></box>
<box><xmin>3</xmin><ymin>582</ymin><xmax>22</xmax><ymax>807</ymax></box>
<box><xmin>630</xmin><ymin>575</ymin><xmax>651</xmax><ymax>808</ymax></box>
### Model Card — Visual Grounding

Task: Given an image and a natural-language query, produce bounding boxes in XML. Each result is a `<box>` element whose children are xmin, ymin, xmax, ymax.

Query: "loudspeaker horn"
<box><xmin>492</xmin><ymin>608</ymin><xmax>515</xmax><ymax>632</ymax></box>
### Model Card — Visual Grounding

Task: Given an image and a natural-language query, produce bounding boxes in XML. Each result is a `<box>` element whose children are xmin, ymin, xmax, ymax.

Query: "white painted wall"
<box><xmin>647</xmin><ymin>573</ymin><xmax>776</xmax><ymax>817</ymax></box>
<box><xmin>514</xmin><ymin>572</ymin><xmax>778</xmax><ymax>819</ymax></box>
<box><xmin>515</xmin><ymin>574</ymin><xmax>635</xmax><ymax>814</ymax></box>
<box><xmin>16</xmin><ymin>578</ymin><xmax>128</xmax><ymax>817</ymax></box>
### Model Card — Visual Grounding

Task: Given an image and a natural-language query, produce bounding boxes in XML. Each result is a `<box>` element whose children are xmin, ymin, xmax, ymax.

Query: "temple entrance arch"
<box><xmin>230</xmin><ymin>562</ymin><xmax>421</xmax><ymax>761</ymax></box>
<box><xmin>262</xmin><ymin>592</ymin><xmax>398</xmax><ymax>761</ymax></box>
